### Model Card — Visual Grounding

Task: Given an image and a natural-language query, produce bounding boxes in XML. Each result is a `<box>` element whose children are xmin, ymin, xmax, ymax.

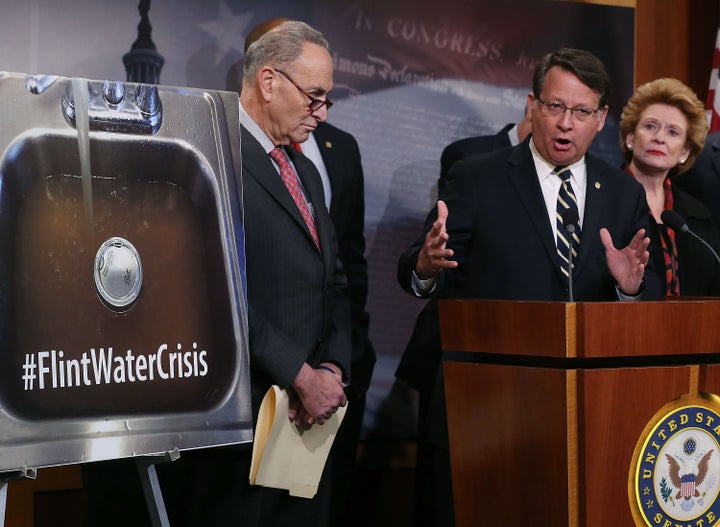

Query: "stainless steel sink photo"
<box><xmin>0</xmin><ymin>72</ymin><xmax>251</xmax><ymax>471</ymax></box>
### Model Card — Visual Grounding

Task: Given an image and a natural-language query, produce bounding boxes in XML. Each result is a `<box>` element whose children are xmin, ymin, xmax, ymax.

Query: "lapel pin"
<box><xmin>325</xmin><ymin>141</ymin><xmax>333</xmax><ymax>149</ymax></box>
<box><xmin>595</xmin><ymin>181</ymin><xmax>601</xmax><ymax>189</ymax></box>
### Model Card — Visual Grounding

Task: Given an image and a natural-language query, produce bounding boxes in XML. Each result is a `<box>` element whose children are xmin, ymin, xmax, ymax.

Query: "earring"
<box><xmin>680</xmin><ymin>158</ymin><xmax>687</xmax><ymax>164</ymax></box>
<box><xmin>626</xmin><ymin>143</ymin><xmax>633</xmax><ymax>150</ymax></box>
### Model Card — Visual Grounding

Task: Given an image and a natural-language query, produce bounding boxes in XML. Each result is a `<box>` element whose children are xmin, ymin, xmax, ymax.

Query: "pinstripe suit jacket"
<box><xmin>240</xmin><ymin>125</ymin><xmax>351</xmax><ymax>416</ymax></box>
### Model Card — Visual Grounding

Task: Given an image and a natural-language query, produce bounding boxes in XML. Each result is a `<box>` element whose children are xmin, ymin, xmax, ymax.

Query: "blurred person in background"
<box><xmin>438</xmin><ymin>102</ymin><xmax>533</xmax><ymax>191</ymax></box>
<box><xmin>674</xmin><ymin>130</ymin><xmax>720</xmax><ymax>229</ymax></box>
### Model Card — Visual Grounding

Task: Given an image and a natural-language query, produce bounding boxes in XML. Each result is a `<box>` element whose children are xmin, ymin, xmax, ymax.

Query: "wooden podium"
<box><xmin>439</xmin><ymin>299</ymin><xmax>720</xmax><ymax>527</ymax></box>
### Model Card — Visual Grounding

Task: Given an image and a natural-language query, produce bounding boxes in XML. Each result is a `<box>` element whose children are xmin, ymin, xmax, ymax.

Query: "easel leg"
<box><xmin>0</xmin><ymin>481</ymin><xmax>8</xmax><ymax>527</ymax></box>
<box><xmin>137</xmin><ymin>449</ymin><xmax>180</xmax><ymax>527</ymax></box>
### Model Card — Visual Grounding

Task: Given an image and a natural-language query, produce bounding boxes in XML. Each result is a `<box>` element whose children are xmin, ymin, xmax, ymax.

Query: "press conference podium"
<box><xmin>439</xmin><ymin>299</ymin><xmax>720</xmax><ymax>527</ymax></box>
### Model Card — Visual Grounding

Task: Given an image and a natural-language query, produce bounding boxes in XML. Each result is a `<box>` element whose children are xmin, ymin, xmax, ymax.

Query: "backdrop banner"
<box><xmin>0</xmin><ymin>0</ymin><xmax>634</xmax><ymax>439</ymax></box>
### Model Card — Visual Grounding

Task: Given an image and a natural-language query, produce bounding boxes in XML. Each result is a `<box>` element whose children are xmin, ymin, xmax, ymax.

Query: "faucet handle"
<box><xmin>135</xmin><ymin>84</ymin><xmax>160</xmax><ymax>117</ymax></box>
<box><xmin>103</xmin><ymin>80</ymin><xmax>125</xmax><ymax>106</ymax></box>
<box><xmin>62</xmin><ymin>78</ymin><xmax>162</xmax><ymax>135</ymax></box>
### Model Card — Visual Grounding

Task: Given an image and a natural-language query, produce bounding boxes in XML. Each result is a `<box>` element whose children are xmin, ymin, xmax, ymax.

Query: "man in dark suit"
<box><xmin>398</xmin><ymin>104</ymin><xmax>532</xmax><ymax>393</ymax></box>
<box><xmin>311</xmin><ymin>121</ymin><xmax>376</xmax><ymax>521</ymax></box>
<box><xmin>438</xmin><ymin>103</ymin><xmax>532</xmax><ymax>191</ymax></box>
<box><xmin>244</xmin><ymin>19</ymin><xmax>376</xmax><ymax>522</ymax></box>
<box><xmin>396</xmin><ymin>103</ymin><xmax>531</xmax><ymax>527</ymax></box>
<box><xmin>397</xmin><ymin>48</ymin><xmax>660</xmax><ymax>527</ymax></box>
<box><xmin>675</xmin><ymin>130</ymin><xmax>720</xmax><ymax>228</ymax></box>
<box><xmin>185</xmin><ymin>20</ymin><xmax>351</xmax><ymax>527</ymax></box>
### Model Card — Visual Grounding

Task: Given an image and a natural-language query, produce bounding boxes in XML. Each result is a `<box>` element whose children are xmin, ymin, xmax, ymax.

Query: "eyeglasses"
<box><xmin>275</xmin><ymin>69</ymin><xmax>333</xmax><ymax>112</ymax></box>
<box><xmin>536</xmin><ymin>97</ymin><xmax>601</xmax><ymax>122</ymax></box>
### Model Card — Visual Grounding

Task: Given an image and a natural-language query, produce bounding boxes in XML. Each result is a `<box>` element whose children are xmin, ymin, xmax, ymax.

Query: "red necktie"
<box><xmin>268</xmin><ymin>146</ymin><xmax>321</xmax><ymax>251</ymax></box>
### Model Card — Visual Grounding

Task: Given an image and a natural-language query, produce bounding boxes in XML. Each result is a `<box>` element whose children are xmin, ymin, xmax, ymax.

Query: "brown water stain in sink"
<box><xmin>9</xmin><ymin>174</ymin><xmax>233</xmax><ymax>419</ymax></box>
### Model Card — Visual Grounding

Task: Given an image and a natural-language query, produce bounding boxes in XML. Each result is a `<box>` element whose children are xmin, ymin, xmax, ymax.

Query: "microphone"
<box><xmin>661</xmin><ymin>209</ymin><xmax>720</xmax><ymax>265</ymax></box>
<box><xmin>561</xmin><ymin>209</ymin><xmax>580</xmax><ymax>302</ymax></box>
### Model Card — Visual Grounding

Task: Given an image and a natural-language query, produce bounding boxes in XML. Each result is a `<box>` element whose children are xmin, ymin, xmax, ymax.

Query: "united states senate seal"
<box><xmin>629</xmin><ymin>394</ymin><xmax>720</xmax><ymax>527</ymax></box>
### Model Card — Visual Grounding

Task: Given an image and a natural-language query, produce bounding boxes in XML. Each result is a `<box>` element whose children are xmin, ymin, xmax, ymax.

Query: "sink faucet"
<box><xmin>62</xmin><ymin>78</ymin><xmax>162</xmax><ymax>134</ymax></box>
<box><xmin>25</xmin><ymin>74</ymin><xmax>59</xmax><ymax>95</ymax></box>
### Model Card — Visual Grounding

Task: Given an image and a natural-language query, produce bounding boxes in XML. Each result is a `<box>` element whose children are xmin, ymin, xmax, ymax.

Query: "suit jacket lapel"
<box><xmin>506</xmin><ymin>144</ymin><xmax>559</xmax><ymax>267</ymax></box>
<box><xmin>492</xmin><ymin>123</ymin><xmax>514</xmax><ymax>150</ymax></box>
<box><xmin>576</xmin><ymin>156</ymin><xmax>608</xmax><ymax>272</ymax></box>
<box><xmin>312</xmin><ymin>125</ymin><xmax>343</xmax><ymax>222</ymax></box>
<box><xmin>241</xmin><ymin>128</ymin><xmax>322</xmax><ymax>252</ymax></box>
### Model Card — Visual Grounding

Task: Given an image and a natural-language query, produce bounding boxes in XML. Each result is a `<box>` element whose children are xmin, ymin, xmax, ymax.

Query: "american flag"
<box><xmin>708</xmin><ymin>17</ymin><xmax>720</xmax><ymax>133</ymax></box>
<box><xmin>681</xmin><ymin>474</ymin><xmax>696</xmax><ymax>498</ymax></box>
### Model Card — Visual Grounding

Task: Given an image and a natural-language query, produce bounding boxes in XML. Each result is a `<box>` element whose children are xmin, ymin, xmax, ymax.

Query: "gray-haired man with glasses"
<box><xmin>178</xmin><ymin>20</ymin><xmax>351</xmax><ymax>527</ymax></box>
<box><xmin>396</xmin><ymin>47</ymin><xmax>662</xmax><ymax>527</ymax></box>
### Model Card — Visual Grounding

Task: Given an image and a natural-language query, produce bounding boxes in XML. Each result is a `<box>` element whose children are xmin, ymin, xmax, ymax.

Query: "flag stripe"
<box><xmin>707</xmin><ymin>16</ymin><xmax>720</xmax><ymax>133</ymax></box>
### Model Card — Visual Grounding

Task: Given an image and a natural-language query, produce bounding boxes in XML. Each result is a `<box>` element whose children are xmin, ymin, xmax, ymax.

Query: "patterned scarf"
<box><xmin>658</xmin><ymin>177</ymin><xmax>680</xmax><ymax>295</ymax></box>
<box><xmin>625</xmin><ymin>167</ymin><xmax>680</xmax><ymax>295</ymax></box>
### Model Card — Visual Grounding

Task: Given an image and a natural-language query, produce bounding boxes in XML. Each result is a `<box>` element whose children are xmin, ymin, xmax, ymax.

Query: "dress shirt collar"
<box><xmin>239</xmin><ymin>102</ymin><xmax>277</xmax><ymax>155</ymax></box>
<box><xmin>508</xmin><ymin>123</ymin><xmax>520</xmax><ymax>147</ymax></box>
<box><xmin>529</xmin><ymin>137</ymin><xmax>588</xmax><ymax>229</ymax></box>
<box><xmin>529</xmin><ymin>137</ymin><xmax>586</xmax><ymax>185</ymax></box>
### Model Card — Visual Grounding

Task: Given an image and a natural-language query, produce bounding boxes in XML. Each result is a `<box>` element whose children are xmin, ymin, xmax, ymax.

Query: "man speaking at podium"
<box><xmin>396</xmin><ymin>48</ymin><xmax>662</xmax><ymax>527</ymax></box>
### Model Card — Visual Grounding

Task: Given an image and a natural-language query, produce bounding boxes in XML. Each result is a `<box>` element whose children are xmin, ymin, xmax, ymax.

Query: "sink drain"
<box><xmin>94</xmin><ymin>237</ymin><xmax>143</xmax><ymax>312</ymax></box>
